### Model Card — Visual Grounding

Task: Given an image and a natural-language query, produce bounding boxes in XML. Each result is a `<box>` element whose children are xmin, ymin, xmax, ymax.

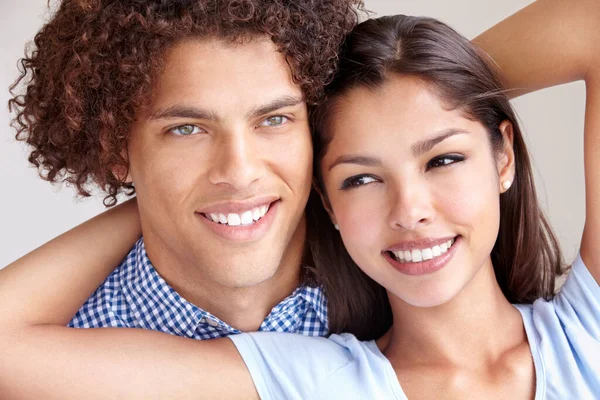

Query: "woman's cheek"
<box><xmin>337</xmin><ymin>196</ymin><xmax>384</xmax><ymax>250</ymax></box>
<box><xmin>435</xmin><ymin>167</ymin><xmax>501</xmax><ymax>237</ymax></box>
<box><xmin>439</xmin><ymin>182</ymin><xmax>482</xmax><ymax>223</ymax></box>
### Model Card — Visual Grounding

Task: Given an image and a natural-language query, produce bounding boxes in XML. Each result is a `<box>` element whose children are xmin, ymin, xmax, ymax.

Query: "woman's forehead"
<box><xmin>326</xmin><ymin>77</ymin><xmax>477</xmax><ymax>146</ymax></box>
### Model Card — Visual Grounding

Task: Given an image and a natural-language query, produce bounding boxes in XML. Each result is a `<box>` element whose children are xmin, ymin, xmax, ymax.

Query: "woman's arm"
<box><xmin>0</xmin><ymin>327</ymin><xmax>256</xmax><ymax>399</ymax></box>
<box><xmin>474</xmin><ymin>0</ymin><xmax>598</xmax><ymax>98</ymax></box>
<box><xmin>0</xmin><ymin>199</ymin><xmax>258</xmax><ymax>399</ymax></box>
<box><xmin>0</xmin><ymin>198</ymin><xmax>142</xmax><ymax>329</ymax></box>
<box><xmin>475</xmin><ymin>0</ymin><xmax>600</xmax><ymax>283</ymax></box>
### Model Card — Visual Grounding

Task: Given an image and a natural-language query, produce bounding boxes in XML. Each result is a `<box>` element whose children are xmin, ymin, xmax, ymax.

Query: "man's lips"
<box><xmin>196</xmin><ymin>200</ymin><xmax>280</xmax><ymax>242</ymax></box>
<box><xmin>201</xmin><ymin>202</ymin><xmax>274</xmax><ymax>226</ymax></box>
<box><xmin>197</xmin><ymin>196</ymin><xmax>279</xmax><ymax>215</ymax></box>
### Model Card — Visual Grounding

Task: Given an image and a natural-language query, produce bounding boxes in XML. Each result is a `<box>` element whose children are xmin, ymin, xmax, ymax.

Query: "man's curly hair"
<box><xmin>9</xmin><ymin>0</ymin><xmax>364</xmax><ymax>206</ymax></box>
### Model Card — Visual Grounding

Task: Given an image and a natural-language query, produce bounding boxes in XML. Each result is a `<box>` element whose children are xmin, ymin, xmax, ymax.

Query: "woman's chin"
<box><xmin>388</xmin><ymin>281</ymin><xmax>462</xmax><ymax>309</ymax></box>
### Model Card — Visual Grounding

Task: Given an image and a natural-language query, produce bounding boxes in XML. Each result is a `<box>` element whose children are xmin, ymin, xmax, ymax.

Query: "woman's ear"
<box><xmin>497</xmin><ymin>120</ymin><xmax>515</xmax><ymax>193</ymax></box>
<box><xmin>312</xmin><ymin>179</ymin><xmax>338</xmax><ymax>227</ymax></box>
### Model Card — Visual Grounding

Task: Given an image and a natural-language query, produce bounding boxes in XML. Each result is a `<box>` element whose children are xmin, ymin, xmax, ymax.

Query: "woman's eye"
<box><xmin>169</xmin><ymin>124</ymin><xmax>203</xmax><ymax>136</ymax></box>
<box><xmin>341</xmin><ymin>175</ymin><xmax>378</xmax><ymax>190</ymax></box>
<box><xmin>426</xmin><ymin>154</ymin><xmax>465</xmax><ymax>170</ymax></box>
<box><xmin>258</xmin><ymin>115</ymin><xmax>288</xmax><ymax>127</ymax></box>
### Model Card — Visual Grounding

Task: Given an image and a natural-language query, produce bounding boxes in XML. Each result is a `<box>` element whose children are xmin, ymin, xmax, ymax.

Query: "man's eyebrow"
<box><xmin>328</xmin><ymin>155</ymin><xmax>382</xmax><ymax>172</ymax></box>
<box><xmin>147</xmin><ymin>105</ymin><xmax>221</xmax><ymax>122</ymax></box>
<box><xmin>411</xmin><ymin>128</ymin><xmax>468</xmax><ymax>157</ymax></box>
<box><xmin>147</xmin><ymin>96</ymin><xmax>304</xmax><ymax>122</ymax></box>
<box><xmin>246</xmin><ymin>95</ymin><xmax>304</xmax><ymax>120</ymax></box>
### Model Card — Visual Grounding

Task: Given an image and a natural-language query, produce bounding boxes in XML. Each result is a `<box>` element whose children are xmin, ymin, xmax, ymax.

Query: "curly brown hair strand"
<box><xmin>9</xmin><ymin>0</ymin><xmax>365</xmax><ymax>206</ymax></box>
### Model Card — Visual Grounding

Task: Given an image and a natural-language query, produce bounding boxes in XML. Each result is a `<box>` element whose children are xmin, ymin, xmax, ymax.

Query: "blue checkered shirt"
<box><xmin>69</xmin><ymin>238</ymin><xmax>328</xmax><ymax>339</ymax></box>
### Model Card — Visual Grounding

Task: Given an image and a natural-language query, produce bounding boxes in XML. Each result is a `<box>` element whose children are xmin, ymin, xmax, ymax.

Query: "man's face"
<box><xmin>128</xmin><ymin>37</ymin><xmax>313</xmax><ymax>288</ymax></box>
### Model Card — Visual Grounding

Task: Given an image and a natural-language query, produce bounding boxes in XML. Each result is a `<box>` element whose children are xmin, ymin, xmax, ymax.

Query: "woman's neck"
<box><xmin>380</xmin><ymin>259</ymin><xmax>527</xmax><ymax>368</ymax></box>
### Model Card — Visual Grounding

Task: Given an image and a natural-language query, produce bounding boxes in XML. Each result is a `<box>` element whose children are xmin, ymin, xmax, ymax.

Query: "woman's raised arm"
<box><xmin>475</xmin><ymin>0</ymin><xmax>600</xmax><ymax>283</ymax></box>
<box><xmin>474</xmin><ymin>0</ymin><xmax>598</xmax><ymax>98</ymax></box>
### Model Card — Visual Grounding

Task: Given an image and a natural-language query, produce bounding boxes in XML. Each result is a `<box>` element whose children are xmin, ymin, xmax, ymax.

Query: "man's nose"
<box><xmin>207</xmin><ymin>131</ymin><xmax>264</xmax><ymax>189</ymax></box>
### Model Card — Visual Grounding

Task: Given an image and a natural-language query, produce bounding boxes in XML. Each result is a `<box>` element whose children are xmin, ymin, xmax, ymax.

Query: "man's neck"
<box><xmin>142</xmin><ymin>223</ymin><xmax>307</xmax><ymax>332</ymax></box>
<box><xmin>169</xmin><ymin>259</ymin><xmax>302</xmax><ymax>332</ymax></box>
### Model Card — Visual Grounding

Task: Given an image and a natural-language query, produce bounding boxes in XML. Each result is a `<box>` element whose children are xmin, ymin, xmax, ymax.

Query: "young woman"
<box><xmin>1</xmin><ymin>0</ymin><xmax>598</xmax><ymax>399</ymax></box>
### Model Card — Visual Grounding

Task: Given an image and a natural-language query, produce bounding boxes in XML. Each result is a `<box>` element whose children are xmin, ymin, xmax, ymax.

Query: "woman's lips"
<box><xmin>383</xmin><ymin>235</ymin><xmax>461</xmax><ymax>276</ymax></box>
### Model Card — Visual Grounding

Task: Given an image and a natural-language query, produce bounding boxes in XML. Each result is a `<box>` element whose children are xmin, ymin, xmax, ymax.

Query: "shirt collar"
<box><xmin>119</xmin><ymin>238</ymin><xmax>327</xmax><ymax>336</ymax></box>
<box><xmin>119</xmin><ymin>239</ymin><xmax>203</xmax><ymax>337</ymax></box>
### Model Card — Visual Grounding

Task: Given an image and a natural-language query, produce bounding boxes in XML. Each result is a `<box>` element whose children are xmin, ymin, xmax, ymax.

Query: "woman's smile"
<box><xmin>383</xmin><ymin>236</ymin><xmax>460</xmax><ymax>276</ymax></box>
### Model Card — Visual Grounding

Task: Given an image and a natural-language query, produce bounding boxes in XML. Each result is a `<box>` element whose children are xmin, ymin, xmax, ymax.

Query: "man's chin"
<box><xmin>212</xmin><ymin>267</ymin><xmax>280</xmax><ymax>290</ymax></box>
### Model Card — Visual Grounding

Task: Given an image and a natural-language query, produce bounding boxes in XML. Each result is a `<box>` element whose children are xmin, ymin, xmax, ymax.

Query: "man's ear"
<box><xmin>497</xmin><ymin>120</ymin><xmax>515</xmax><ymax>193</ymax></box>
<box><xmin>112</xmin><ymin>145</ymin><xmax>133</xmax><ymax>183</ymax></box>
<box><xmin>312</xmin><ymin>179</ymin><xmax>337</xmax><ymax>226</ymax></box>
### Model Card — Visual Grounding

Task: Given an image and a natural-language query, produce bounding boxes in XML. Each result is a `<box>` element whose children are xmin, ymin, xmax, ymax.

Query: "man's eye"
<box><xmin>169</xmin><ymin>124</ymin><xmax>203</xmax><ymax>136</ymax></box>
<box><xmin>259</xmin><ymin>115</ymin><xmax>288</xmax><ymax>127</ymax></box>
<box><xmin>340</xmin><ymin>175</ymin><xmax>378</xmax><ymax>190</ymax></box>
<box><xmin>426</xmin><ymin>154</ymin><xmax>465</xmax><ymax>170</ymax></box>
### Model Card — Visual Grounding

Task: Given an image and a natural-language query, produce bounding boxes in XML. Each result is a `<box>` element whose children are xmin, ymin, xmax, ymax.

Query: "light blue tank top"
<box><xmin>230</xmin><ymin>253</ymin><xmax>600</xmax><ymax>399</ymax></box>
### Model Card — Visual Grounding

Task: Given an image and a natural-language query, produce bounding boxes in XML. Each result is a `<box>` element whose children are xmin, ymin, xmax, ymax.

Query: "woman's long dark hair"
<box><xmin>308</xmin><ymin>15</ymin><xmax>565</xmax><ymax>341</ymax></box>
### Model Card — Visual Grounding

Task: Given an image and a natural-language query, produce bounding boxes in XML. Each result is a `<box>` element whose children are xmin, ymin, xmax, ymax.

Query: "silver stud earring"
<box><xmin>334</xmin><ymin>224</ymin><xmax>339</xmax><ymax>231</ymax></box>
<box><xmin>502</xmin><ymin>180</ymin><xmax>512</xmax><ymax>190</ymax></box>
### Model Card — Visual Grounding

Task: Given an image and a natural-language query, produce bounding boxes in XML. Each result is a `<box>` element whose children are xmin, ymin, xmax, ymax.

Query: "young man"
<box><xmin>9</xmin><ymin>0</ymin><xmax>363</xmax><ymax>338</ymax></box>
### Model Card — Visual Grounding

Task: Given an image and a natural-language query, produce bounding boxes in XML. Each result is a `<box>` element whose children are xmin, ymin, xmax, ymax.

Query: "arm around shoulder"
<box><xmin>0</xmin><ymin>327</ymin><xmax>258</xmax><ymax>399</ymax></box>
<box><xmin>0</xmin><ymin>198</ymin><xmax>141</xmax><ymax>330</ymax></box>
<box><xmin>0</xmin><ymin>198</ymin><xmax>259</xmax><ymax>399</ymax></box>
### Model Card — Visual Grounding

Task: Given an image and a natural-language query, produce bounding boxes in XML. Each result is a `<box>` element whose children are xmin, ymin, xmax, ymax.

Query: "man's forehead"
<box><xmin>143</xmin><ymin>36</ymin><xmax>305</xmax><ymax>119</ymax></box>
<box><xmin>160</xmin><ymin>35</ymin><xmax>293</xmax><ymax>78</ymax></box>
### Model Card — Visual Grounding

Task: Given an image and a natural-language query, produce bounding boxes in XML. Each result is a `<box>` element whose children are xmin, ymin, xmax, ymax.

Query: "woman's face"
<box><xmin>320</xmin><ymin>76</ymin><xmax>514</xmax><ymax>307</ymax></box>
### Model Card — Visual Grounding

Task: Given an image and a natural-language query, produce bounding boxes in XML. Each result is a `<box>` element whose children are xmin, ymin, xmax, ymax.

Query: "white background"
<box><xmin>0</xmin><ymin>0</ymin><xmax>584</xmax><ymax>268</ymax></box>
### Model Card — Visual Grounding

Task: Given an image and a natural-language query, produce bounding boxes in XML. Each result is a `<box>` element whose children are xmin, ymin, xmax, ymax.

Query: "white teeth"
<box><xmin>227</xmin><ymin>213</ymin><xmax>241</xmax><ymax>226</ymax></box>
<box><xmin>411</xmin><ymin>249</ymin><xmax>423</xmax><ymax>262</ymax></box>
<box><xmin>240</xmin><ymin>210</ymin><xmax>253</xmax><ymax>225</ymax></box>
<box><xmin>391</xmin><ymin>238</ymin><xmax>456</xmax><ymax>263</ymax></box>
<box><xmin>422</xmin><ymin>248</ymin><xmax>433</xmax><ymax>261</ymax></box>
<box><xmin>207</xmin><ymin>204</ymin><xmax>271</xmax><ymax>226</ymax></box>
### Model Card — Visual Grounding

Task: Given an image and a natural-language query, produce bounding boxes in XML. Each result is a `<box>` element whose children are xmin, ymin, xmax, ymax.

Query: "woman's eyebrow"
<box><xmin>327</xmin><ymin>128</ymin><xmax>468</xmax><ymax>171</ymax></box>
<box><xmin>328</xmin><ymin>155</ymin><xmax>381</xmax><ymax>171</ymax></box>
<box><xmin>411</xmin><ymin>128</ymin><xmax>468</xmax><ymax>156</ymax></box>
